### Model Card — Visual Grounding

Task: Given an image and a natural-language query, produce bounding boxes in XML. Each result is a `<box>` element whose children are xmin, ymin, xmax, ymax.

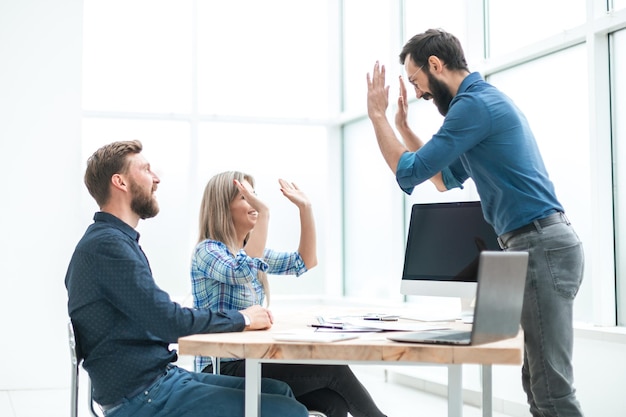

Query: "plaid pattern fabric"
<box><xmin>191</xmin><ymin>239</ymin><xmax>307</xmax><ymax>371</ymax></box>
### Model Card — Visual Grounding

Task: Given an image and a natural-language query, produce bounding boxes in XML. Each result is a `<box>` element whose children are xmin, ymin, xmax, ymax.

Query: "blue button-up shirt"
<box><xmin>65</xmin><ymin>212</ymin><xmax>245</xmax><ymax>406</ymax></box>
<box><xmin>396</xmin><ymin>72</ymin><xmax>562</xmax><ymax>235</ymax></box>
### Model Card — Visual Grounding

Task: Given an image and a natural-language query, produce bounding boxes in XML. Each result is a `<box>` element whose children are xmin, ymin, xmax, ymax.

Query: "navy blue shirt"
<box><xmin>65</xmin><ymin>212</ymin><xmax>245</xmax><ymax>406</ymax></box>
<box><xmin>396</xmin><ymin>72</ymin><xmax>563</xmax><ymax>236</ymax></box>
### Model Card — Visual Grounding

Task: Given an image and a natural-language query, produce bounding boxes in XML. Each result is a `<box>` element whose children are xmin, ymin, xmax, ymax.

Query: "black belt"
<box><xmin>497</xmin><ymin>212</ymin><xmax>569</xmax><ymax>249</ymax></box>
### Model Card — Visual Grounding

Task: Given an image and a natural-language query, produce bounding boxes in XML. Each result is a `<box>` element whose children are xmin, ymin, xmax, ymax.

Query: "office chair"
<box><xmin>68</xmin><ymin>321</ymin><xmax>100</xmax><ymax>417</ymax></box>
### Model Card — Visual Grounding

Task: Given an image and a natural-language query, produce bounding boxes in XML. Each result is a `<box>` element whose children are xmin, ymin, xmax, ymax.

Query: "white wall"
<box><xmin>0</xmin><ymin>0</ymin><xmax>84</xmax><ymax>389</ymax></box>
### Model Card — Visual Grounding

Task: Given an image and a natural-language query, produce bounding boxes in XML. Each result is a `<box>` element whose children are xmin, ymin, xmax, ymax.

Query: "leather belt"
<box><xmin>497</xmin><ymin>212</ymin><xmax>569</xmax><ymax>249</ymax></box>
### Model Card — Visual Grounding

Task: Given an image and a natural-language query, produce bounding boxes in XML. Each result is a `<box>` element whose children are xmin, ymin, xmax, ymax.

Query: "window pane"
<box><xmin>82</xmin><ymin>0</ymin><xmax>193</xmax><ymax>113</ymax></box>
<box><xmin>612</xmin><ymin>29</ymin><xmax>626</xmax><ymax>324</ymax></box>
<box><xmin>196</xmin><ymin>0</ymin><xmax>331</xmax><ymax>118</ymax></box>
<box><xmin>404</xmin><ymin>0</ymin><xmax>469</xmax><ymax>61</ymax></box>
<box><xmin>487</xmin><ymin>0</ymin><xmax>586</xmax><ymax>58</ymax></box>
<box><xmin>343</xmin><ymin>119</ymin><xmax>405</xmax><ymax>299</ymax></box>
<box><xmin>614</xmin><ymin>0</ymin><xmax>626</xmax><ymax>11</ymax></box>
<box><xmin>196</xmin><ymin>122</ymin><xmax>329</xmax><ymax>297</ymax></box>
<box><xmin>343</xmin><ymin>0</ymin><xmax>395</xmax><ymax>114</ymax></box>
<box><xmin>488</xmin><ymin>45</ymin><xmax>592</xmax><ymax>321</ymax></box>
<box><xmin>82</xmin><ymin>118</ymin><xmax>193</xmax><ymax>295</ymax></box>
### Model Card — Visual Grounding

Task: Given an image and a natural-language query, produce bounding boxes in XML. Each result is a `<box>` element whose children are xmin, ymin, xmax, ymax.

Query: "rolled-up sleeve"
<box><xmin>396</xmin><ymin>151</ymin><xmax>419</xmax><ymax>194</ymax></box>
<box><xmin>396</xmin><ymin>150</ymin><xmax>445</xmax><ymax>194</ymax></box>
<box><xmin>442</xmin><ymin>166</ymin><xmax>465</xmax><ymax>190</ymax></box>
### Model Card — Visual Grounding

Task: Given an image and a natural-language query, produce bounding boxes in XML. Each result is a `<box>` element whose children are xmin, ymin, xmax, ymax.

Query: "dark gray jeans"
<box><xmin>503</xmin><ymin>220</ymin><xmax>584</xmax><ymax>416</ymax></box>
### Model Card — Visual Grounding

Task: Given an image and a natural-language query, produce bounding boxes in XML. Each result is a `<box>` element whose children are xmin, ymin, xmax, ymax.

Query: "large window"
<box><xmin>488</xmin><ymin>45</ymin><xmax>592</xmax><ymax>320</ymax></box>
<box><xmin>82</xmin><ymin>0</ymin><xmax>626</xmax><ymax>326</ymax></box>
<box><xmin>82</xmin><ymin>0</ymin><xmax>336</xmax><ymax>297</ymax></box>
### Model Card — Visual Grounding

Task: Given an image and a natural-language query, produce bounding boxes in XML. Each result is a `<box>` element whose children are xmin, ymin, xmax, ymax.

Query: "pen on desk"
<box><xmin>310</xmin><ymin>324</ymin><xmax>344</xmax><ymax>329</ymax></box>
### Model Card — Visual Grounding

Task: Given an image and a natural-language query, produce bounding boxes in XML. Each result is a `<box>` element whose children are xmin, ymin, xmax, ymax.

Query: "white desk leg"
<box><xmin>448</xmin><ymin>364</ymin><xmax>463</xmax><ymax>417</ymax></box>
<box><xmin>245</xmin><ymin>359</ymin><xmax>262</xmax><ymax>417</ymax></box>
<box><xmin>481</xmin><ymin>365</ymin><xmax>493</xmax><ymax>417</ymax></box>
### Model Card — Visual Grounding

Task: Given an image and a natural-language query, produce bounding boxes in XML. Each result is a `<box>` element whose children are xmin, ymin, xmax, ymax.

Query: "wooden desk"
<box><xmin>178</xmin><ymin>306</ymin><xmax>523</xmax><ymax>417</ymax></box>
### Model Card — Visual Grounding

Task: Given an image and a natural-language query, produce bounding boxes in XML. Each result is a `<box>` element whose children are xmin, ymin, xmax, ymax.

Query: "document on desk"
<box><xmin>310</xmin><ymin>323</ymin><xmax>384</xmax><ymax>332</ymax></box>
<box><xmin>343</xmin><ymin>319</ymin><xmax>450</xmax><ymax>332</ymax></box>
<box><xmin>312</xmin><ymin>315</ymin><xmax>450</xmax><ymax>332</ymax></box>
<box><xmin>399</xmin><ymin>313</ymin><xmax>459</xmax><ymax>322</ymax></box>
<box><xmin>311</xmin><ymin>315</ymin><xmax>384</xmax><ymax>332</ymax></box>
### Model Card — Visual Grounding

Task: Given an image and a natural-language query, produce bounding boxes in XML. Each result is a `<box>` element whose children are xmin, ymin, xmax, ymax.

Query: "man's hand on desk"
<box><xmin>240</xmin><ymin>305</ymin><xmax>274</xmax><ymax>330</ymax></box>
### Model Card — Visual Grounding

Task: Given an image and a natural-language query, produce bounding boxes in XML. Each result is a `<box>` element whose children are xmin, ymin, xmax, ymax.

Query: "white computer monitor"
<box><xmin>400</xmin><ymin>201</ymin><xmax>501</xmax><ymax>312</ymax></box>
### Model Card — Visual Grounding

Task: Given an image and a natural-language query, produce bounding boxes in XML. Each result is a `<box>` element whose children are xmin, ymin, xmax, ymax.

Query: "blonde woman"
<box><xmin>191</xmin><ymin>171</ymin><xmax>387</xmax><ymax>417</ymax></box>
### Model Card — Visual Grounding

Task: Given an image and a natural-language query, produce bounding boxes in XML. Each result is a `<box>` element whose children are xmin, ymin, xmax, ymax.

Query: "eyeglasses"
<box><xmin>407</xmin><ymin>64</ymin><xmax>425</xmax><ymax>90</ymax></box>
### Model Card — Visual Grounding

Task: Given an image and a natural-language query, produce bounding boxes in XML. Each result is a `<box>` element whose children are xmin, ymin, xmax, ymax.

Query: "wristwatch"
<box><xmin>242</xmin><ymin>313</ymin><xmax>251</xmax><ymax>329</ymax></box>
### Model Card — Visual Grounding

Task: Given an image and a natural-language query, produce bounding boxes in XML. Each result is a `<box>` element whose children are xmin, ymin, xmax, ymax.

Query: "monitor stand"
<box><xmin>460</xmin><ymin>297</ymin><xmax>475</xmax><ymax>323</ymax></box>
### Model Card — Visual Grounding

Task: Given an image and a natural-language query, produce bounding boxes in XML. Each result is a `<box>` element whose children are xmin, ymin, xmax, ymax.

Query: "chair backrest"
<box><xmin>68</xmin><ymin>321</ymin><xmax>80</xmax><ymax>417</ymax></box>
<box><xmin>68</xmin><ymin>321</ymin><xmax>100</xmax><ymax>417</ymax></box>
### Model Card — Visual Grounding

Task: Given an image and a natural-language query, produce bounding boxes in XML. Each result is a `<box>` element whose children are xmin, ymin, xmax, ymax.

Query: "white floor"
<box><xmin>0</xmin><ymin>365</ymin><xmax>521</xmax><ymax>417</ymax></box>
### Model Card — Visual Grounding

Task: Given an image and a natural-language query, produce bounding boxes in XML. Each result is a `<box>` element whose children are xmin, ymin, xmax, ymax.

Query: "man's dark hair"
<box><xmin>399</xmin><ymin>28</ymin><xmax>469</xmax><ymax>71</ymax></box>
<box><xmin>84</xmin><ymin>140</ymin><xmax>143</xmax><ymax>207</ymax></box>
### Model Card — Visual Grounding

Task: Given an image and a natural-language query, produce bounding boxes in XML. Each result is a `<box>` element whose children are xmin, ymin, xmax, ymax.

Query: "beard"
<box><xmin>427</xmin><ymin>71</ymin><xmax>454</xmax><ymax>116</ymax></box>
<box><xmin>130</xmin><ymin>180</ymin><xmax>159</xmax><ymax>219</ymax></box>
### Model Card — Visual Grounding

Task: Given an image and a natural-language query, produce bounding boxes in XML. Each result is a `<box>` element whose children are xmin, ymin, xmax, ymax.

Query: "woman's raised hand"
<box><xmin>278</xmin><ymin>178</ymin><xmax>311</xmax><ymax>209</ymax></box>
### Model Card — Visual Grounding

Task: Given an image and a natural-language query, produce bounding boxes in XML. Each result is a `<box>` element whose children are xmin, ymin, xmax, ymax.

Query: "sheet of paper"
<box><xmin>399</xmin><ymin>313</ymin><xmax>459</xmax><ymax>322</ymax></box>
<box><xmin>314</xmin><ymin>314</ymin><xmax>452</xmax><ymax>331</ymax></box>
<box><xmin>312</xmin><ymin>315</ymin><xmax>384</xmax><ymax>332</ymax></box>
<box><xmin>310</xmin><ymin>324</ymin><xmax>384</xmax><ymax>332</ymax></box>
<box><xmin>343</xmin><ymin>319</ymin><xmax>450</xmax><ymax>332</ymax></box>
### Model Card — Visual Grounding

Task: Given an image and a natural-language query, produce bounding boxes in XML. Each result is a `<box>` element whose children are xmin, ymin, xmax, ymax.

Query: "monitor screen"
<box><xmin>400</xmin><ymin>201</ymin><xmax>501</xmax><ymax>300</ymax></box>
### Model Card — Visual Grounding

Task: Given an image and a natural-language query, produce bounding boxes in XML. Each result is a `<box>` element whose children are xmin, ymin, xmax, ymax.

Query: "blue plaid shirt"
<box><xmin>191</xmin><ymin>239</ymin><xmax>308</xmax><ymax>371</ymax></box>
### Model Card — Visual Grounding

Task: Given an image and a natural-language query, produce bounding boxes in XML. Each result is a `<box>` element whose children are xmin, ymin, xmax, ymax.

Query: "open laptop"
<box><xmin>387</xmin><ymin>251</ymin><xmax>528</xmax><ymax>345</ymax></box>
